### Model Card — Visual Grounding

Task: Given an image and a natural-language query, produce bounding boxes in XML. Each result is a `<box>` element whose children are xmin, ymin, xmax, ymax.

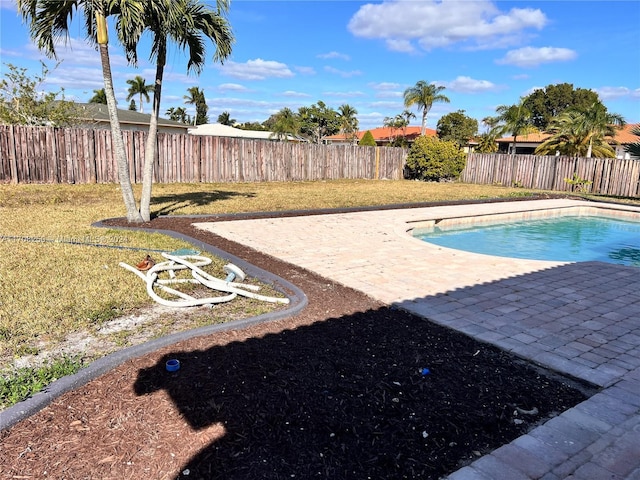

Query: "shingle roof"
<box><xmin>76</xmin><ymin>103</ymin><xmax>190</xmax><ymax>129</ymax></box>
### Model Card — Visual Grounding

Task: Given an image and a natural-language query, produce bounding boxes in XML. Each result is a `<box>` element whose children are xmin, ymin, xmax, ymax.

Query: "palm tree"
<box><xmin>126</xmin><ymin>75</ymin><xmax>153</xmax><ymax>113</ymax></box>
<box><xmin>625</xmin><ymin>126</ymin><xmax>640</xmax><ymax>160</ymax></box>
<box><xmin>88</xmin><ymin>88</ymin><xmax>107</xmax><ymax>104</ymax></box>
<box><xmin>535</xmin><ymin>106</ymin><xmax>624</xmax><ymax>158</ymax></box>
<box><xmin>17</xmin><ymin>0</ymin><xmax>143</xmax><ymax>222</ymax></box>
<box><xmin>166</xmin><ymin>106</ymin><xmax>190</xmax><ymax>124</ymax></box>
<box><xmin>337</xmin><ymin>104</ymin><xmax>359</xmax><ymax>143</ymax></box>
<box><xmin>494</xmin><ymin>100</ymin><xmax>534</xmax><ymax>158</ymax></box>
<box><xmin>578</xmin><ymin>102</ymin><xmax>625</xmax><ymax>158</ymax></box>
<box><xmin>403</xmin><ymin>80</ymin><xmax>450</xmax><ymax>136</ymax></box>
<box><xmin>217</xmin><ymin>110</ymin><xmax>235</xmax><ymax>125</ymax></box>
<box><xmin>118</xmin><ymin>0</ymin><xmax>233</xmax><ymax>221</ymax></box>
<box><xmin>269</xmin><ymin>107</ymin><xmax>300</xmax><ymax>141</ymax></box>
<box><xmin>184</xmin><ymin>86</ymin><xmax>209</xmax><ymax>125</ymax></box>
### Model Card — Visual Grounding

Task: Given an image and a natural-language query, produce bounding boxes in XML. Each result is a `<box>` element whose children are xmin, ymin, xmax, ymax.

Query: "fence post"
<box><xmin>8</xmin><ymin>125</ymin><xmax>19</xmax><ymax>184</ymax></box>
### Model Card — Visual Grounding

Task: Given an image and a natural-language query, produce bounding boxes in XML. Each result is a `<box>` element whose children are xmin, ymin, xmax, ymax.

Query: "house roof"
<box><xmin>188</xmin><ymin>123</ymin><xmax>304</xmax><ymax>141</ymax></box>
<box><xmin>325</xmin><ymin>126</ymin><xmax>437</xmax><ymax>142</ymax></box>
<box><xmin>76</xmin><ymin>103</ymin><xmax>190</xmax><ymax>129</ymax></box>
<box><xmin>497</xmin><ymin>123</ymin><xmax>640</xmax><ymax>145</ymax></box>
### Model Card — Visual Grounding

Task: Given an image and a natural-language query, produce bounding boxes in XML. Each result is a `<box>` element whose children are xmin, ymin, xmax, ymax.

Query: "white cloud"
<box><xmin>369</xmin><ymin>82</ymin><xmax>401</xmax><ymax>91</ymax></box>
<box><xmin>317</xmin><ymin>51</ymin><xmax>351</xmax><ymax>61</ymax></box>
<box><xmin>218</xmin><ymin>83</ymin><xmax>251</xmax><ymax>92</ymax></box>
<box><xmin>281</xmin><ymin>90</ymin><xmax>311</xmax><ymax>98</ymax></box>
<box><xmin>496</xmin><ymin>46</ymin><xmax>577</xmax><ymax>68</ymax></box>
<box><xmin>324</xmin><ymin>66</ymin><xmax>362</xmax><ymax>78</ymax></box>
<box><xmin>633</xmin><ymin>88</ymin><xmax>640</xmax><ymax>98</ymax></box>
<box><xmin>443</xmin><ymin>76</ymin><xmax>503</xmax><ymax>93</ymax></box>
<box><xmin>348</xmin><ymin>0</ymin><xmax>547</xmax><ymax>51</ymax></box>
<box><xmin>595</xmin><ymin>86</ymin><xmax>633</xmax><ymax>100</ymax></box>
<box><xmin>295</xmin><ymin>66</ymin><xmax>316</xmax><ymax>75</ymax></box>
<box><xmin>219</xmin><ymin>59</ymin><xmax>294</xmax><ymax>80</ymax></box>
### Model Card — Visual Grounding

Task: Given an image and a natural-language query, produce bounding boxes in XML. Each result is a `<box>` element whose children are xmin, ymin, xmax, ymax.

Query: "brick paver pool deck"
<box><xmin>197</xmin><ymin>199</ymin><xmax>640</xmax><ymax>480</ymax></box>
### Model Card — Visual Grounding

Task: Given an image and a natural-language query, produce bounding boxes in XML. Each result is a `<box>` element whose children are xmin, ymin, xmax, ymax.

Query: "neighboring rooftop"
<box><xmin>188</xmin><ymin>123</ymin><xmax>305</xmax><ymax>142</ymax></box>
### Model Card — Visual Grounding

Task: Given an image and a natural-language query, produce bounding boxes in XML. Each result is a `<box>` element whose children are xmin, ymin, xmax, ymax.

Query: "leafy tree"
<box><xmin>166</xmin><ymin>106</ymin><xmax>190</xmax><ymax>124</ymax></box>
<box><xmin>405</xmin><ymin>136</ymin><xmax>466</xmax><ymax>181</ymax></box>
<box><xmin>298</xmin><ymin>100</ymin><xmax>340</xmax><ymax>144</ymax></box>
<box><xmin>126</xmin><ymin>75</ymin><xmax>153</xmax><ymax>113</ymax></box>
<box><xmin>269</xmin><ymin>107</ymin><xmax>300</xmax><ymax>141</ymax></box>
<box><xmin>522</xmin><ymin>83</ymin><xmax>602</xmax><ymax>130</ymax></box>
<box><xmin>436</xmin><ymin>110</ymin><xmax>478</xmax><ymax>149</ymax></box>
<box><xmin>403</xmin><ymin>80</ymin><xmax>450</xmax><ymax>136</ymax></box>
<box><xmin>535</xmin><ymin>103</ymin><xmax>624</xmax><ymax>158</ymax></box>
<box><xmin>217</xmin><ymin>110</ymin><xmax>235</xmax><ymax>125</ymax></box>
<box><xmin>89</xmin><ymin>88</ymin><xmax>107</xmax><ymax>104</ymax></box>
<box><xmin>128</xmin><ymin>99</ymin><xmax>137</xmax><ymax>111</ymax></box>
<box><xmin>17</xmin><ymin>0</ymin><xmax>142</xmax><ymax>221</ymax></box>
<box><xmin>184</xmin><ymin>86</ymin><xmax>209</xmax><ymax>125</ymax></box>
<box><xmin>358</xmin><ymin>130</ymin><xmax>376</xmax><ymax>146</ymax></box>
<box><xmin>475</xmin><ymin>132</ymin><xmax>499</xmax><ymax>153</ymax></box>
<box><xmin>494</xmin><ymin>99</ymin><xmax>535</xmax><ymax>157</ymax></box>
<box><xmin>236</xmin><ymin>121</ymin><xmax>268</xmax><ymax>131</ymax></box>
<box><xmin>624</xmin><ymin>126</ymin><xmax>640</xmax><ymax>160</ymax></box>
<box><xmin>118</xmin><ymin>0</ymin><xmax>233</xmax><ymax>221</ymax></box>
<box><xmin>0</xmin><ymin>62</ymin><xmax>78</xmax><ymax>126</ymax></box>
<box><xmin>337</xmin><ymin>103</ymin><xmax>359</xmax><ymax>143</ymax></box>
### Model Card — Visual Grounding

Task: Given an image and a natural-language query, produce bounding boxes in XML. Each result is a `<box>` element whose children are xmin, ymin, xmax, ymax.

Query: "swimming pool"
<box><xmin>413</xmin><ymin>208</ymin><xmax>640</xmax><ymax>266</ymax></box>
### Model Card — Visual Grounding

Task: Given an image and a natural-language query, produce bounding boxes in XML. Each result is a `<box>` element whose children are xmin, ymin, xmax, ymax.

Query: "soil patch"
<box><xmin>0</xmin><ymin>214</ymin><xmax>596</xmax><ymax>480</ymax></box>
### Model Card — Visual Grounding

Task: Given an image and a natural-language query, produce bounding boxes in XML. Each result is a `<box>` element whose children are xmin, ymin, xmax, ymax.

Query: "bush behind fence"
<box><xmin>0</xmin><ymin>125</ymin><xmax>406</xmax><ymax>184</ymax></box>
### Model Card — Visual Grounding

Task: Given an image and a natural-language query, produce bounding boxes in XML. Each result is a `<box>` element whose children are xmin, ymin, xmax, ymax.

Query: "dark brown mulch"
<box><xmin>0</xmin><ymin>215</ymin><xmax>596</xmax><ymax>480</ymax></box>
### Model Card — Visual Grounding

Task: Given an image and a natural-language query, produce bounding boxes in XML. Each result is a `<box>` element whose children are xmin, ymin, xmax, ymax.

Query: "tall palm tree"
<box><xmin>89</xmin><ymin>88</ymin><xmax>107</xmax><ymax>104</ymax></box>
<box><xmin>337</xmin><ymin>103</ymin><xmax>359</xmax><ymax>143</ymax></box>
<box><xmin>125</xmin><ymin>75</ymin><xmax>153</xmax><ymax>113</ymax></box>
<box><xmin>269</xmin><ymin>107</ymin><xmax>299</xmax><ymax>141</ymax></box>
<box><xmin>119</xmin><ymin>0</ymin><xmax>233</xmax><ymax>221</ymax></box>
<box><xmin>184</xmin><ymin>86</ymin><xmax>209</xmax><ymax>125</ymax></box>
<box><xmin>18</xmin><ymin>0</ymin><xmax>143</xmax><ymax>222</ymax></box>
<box><xmin>403</xmin><ymin>80</ymin><xmax>450</xmax><ymax>136</ymax></box>
<box><xmin>494</xmin><ymin>100</ymin><xmax>533</xmax><ymax>158</ymax></box>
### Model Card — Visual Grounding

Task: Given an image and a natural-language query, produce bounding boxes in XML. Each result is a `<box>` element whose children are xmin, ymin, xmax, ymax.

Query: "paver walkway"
<box><xmin>196</xmin><ymin>199</ymin><xmax>640</xmax><ymax>479</ymax></box>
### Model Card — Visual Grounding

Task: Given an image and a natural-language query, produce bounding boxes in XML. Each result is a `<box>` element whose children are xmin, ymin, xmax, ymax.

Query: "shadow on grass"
<box><xmin>151</xmin><ymin>190</ymin><xmax>257</xmax><ymax>217</ymax></box>
<box><xmin>134</xmin><ymin>303</ymin><xmax>594</xmax><ymax>480</ymax></box>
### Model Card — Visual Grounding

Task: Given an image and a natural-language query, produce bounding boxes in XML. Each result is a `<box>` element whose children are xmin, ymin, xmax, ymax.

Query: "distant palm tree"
<box><xmin>126</xmin><ymin>75</ymin><xmax>153</xmax><ymax>113</ymax></box>
<box><xmin>625</xmin><ymin>126</ymin><xmax>640</xmax><ymax>159</ymax></box>
<box><xmin>578</xmin><ymin>103</ymin><xmax>625</xmax><ymax>158</ymax></box>
<box><xmin>184</xmin><ymin>86</ymin><xmax>208</xmax><ymax>125</ymax></box>
<box><xmin>217</xmin><ymin>110</ymin><xmax>235</xmax><ymax>125</ymax></box>
<box><xmin>269</xmin><ymin>107</ymin><xmax>300</xmax><ymax>141</ymax></box>
<box><xmin>403</xmin><ymin>80</ymin><xmax>450</xmax><ymax>136</ymax></box>
<box><xmin>166</xmin><ymin>106</ymin><xmax>190</xmax><ymax>124</ymax></box>
<box><xmin>494</xmin><ymin>100</ymin><xmax>534</xmax><ymax>158</ymax></box>
<box><xmin>337</xmin><ymin>104</ymin><xmax>359</xmax><ymax>143</ymax></box>
<box><xmin>89</xmin><ymin>88</ymin><xmax>107</xmax><ymax>104</ymax></box>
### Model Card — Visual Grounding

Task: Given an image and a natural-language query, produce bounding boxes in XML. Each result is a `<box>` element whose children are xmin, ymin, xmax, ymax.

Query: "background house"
<box><xmin>497</xmin><ymin>123</ymin><xmax>640</xmax><ymax>159</ymax></box>
<box><xmin>188</xmin><ymin>123</ymin><xmax>306</xmax><ymax>142</ymax></box>
<box><xmin>324</xmin><ymin>126</ymin><xmax>437</xmax><ymax>146</ymax></box>
<box><xmin>75</xmin><ymin>103</ymin><xmax>190</xmax><ymax>134</ymax></box>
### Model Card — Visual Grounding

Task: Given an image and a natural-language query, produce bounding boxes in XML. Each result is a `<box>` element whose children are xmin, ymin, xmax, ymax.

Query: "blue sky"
<box><xmin>1</xmin><ymin>0</ymin><xmax>639</xmax><ymax>131</ymax></box>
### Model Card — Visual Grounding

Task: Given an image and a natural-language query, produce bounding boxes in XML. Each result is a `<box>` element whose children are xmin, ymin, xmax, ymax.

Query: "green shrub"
<box><xmin>358</xmin><ymin>130</ymin><xmax>377</xmax><ymax>146</ymax></box>
<box><xmin>404</xmin><ymin>135</ymin><xmax>467</xmax><ymax>181</ymax></box>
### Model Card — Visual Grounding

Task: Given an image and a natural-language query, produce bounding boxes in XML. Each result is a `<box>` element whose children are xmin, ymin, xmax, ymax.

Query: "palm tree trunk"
<box><xmin>421</xmin><ymin>111</ymin><xmax>427</xmax><ymax>136</ymax></box>
<box><xmin>140</xmin><ymin>53</ymin><xmax>165</xmax><ymax>222</ymax></box>
<box><xmin>98</xmin><ymin>43</ymin><xmax>142</xmax><ymax>223</ymax></box>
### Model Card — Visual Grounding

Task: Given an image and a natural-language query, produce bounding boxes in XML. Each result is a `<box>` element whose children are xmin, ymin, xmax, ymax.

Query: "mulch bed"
<box><xmin>0</xmin><ymin>214</ymin><xmax>596</xmax><ymax>480</ymax></box>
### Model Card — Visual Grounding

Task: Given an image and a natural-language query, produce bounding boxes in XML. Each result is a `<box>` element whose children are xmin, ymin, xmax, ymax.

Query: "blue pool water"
<box><xmin>415</xmin><ymin>215</ymin><xmax>640</xmax><ymax>266</ymax></box>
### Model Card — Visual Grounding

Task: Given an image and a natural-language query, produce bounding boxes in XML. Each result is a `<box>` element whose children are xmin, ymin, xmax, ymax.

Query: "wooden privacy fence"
<box><xmin>462</xmin><ymin>153</ymin><xmax>640</xmax><ymax>198</ymax></box>
<box><xmin>0</xmin><ymin>125</ymin><xmax>406</xmax><ymax>184</ymax></box>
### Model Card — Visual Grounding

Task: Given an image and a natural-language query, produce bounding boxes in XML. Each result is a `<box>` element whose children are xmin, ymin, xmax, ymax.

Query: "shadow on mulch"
<box><xmin>135</xmin><ymin>303</ymin><xmax>596</xmax><ymax>480</ymax></box>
